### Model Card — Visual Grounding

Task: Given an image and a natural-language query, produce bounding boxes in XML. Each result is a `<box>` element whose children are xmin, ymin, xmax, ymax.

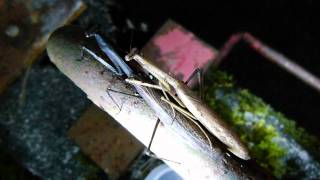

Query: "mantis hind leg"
<box><xmin>146</xmin><ymin>119</ymin><xmax>181</xmax><ymax>164</ymax></box>
<box><xmin>106</xmin><ymin>87</ymin><xmax>141</xmax><ymax>98</ymax></box>
<box><xmin>146</xmin><ymin>118</ymin><xmax>160</xmax><ymax>156</ymax></box>
<box><xmin>105</xmin><ymin>87</ymin><xmax>142</xmax><ymax>113</ymax></box>
<box><xmin>125</xmin><ymin>78</ymin><xmax>186</xmax><ymax>117</ymax></box>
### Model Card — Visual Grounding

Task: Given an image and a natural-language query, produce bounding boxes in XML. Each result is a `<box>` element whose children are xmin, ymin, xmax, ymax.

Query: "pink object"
<box><xmin>142</xmin><ymin>20</ymin><xmax>217</xmax><ymax>82</ymax></box>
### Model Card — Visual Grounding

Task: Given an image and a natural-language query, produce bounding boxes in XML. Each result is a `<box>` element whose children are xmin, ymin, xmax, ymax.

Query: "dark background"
<box><xmin>111</xmin><ymin>0</ymin><xmax>320</xmax><ymax>137</ymax></box>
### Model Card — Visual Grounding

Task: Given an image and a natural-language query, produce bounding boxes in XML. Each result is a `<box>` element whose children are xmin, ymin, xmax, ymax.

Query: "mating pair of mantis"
<box><xmin>82</xmin><ymin>33</ymin><xmax>250</xmax><ymax>160</ymax></box>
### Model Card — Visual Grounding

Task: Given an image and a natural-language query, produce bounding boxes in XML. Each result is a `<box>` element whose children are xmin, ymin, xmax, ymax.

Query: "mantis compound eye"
<box><xmin>149</xmin><ymin>73</ymin><xmax>154</xmax><ymax>80</ymax></box>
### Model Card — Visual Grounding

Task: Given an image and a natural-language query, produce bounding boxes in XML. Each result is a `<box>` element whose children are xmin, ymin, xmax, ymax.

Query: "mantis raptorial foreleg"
<box><xmin>159</xmin><ymin>82</ymin><xmax>176</xmax><ymax>119</ymax></box>
<box><xmin>125</xmin><ymin>78</ymin><xmax>177</xmax><ymax>117</ymax></box>
<box><xmin>160</xmin><ymin>97</ymin><xmax>196</xmax><ymax>120</ymax></box>
<box><xmin>125</xmin><ymin>77</ymin><xmax>213</xmax><ymax>150</ymax></box>
<box><xmin>125</xmin><ymin>78</ymin><xmax>186</xmax><ymax>108</ymax></box>
<box><xmin>125</xmin><ymin>78</ymin><xmax>164</xmax><ymax>90</ymax></box>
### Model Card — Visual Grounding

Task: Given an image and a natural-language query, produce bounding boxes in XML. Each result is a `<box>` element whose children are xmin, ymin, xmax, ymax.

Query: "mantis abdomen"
<box><xmin>175</xmin><ymin>83</ymin><xmax>250</xmax><ymax>160</ymax></box>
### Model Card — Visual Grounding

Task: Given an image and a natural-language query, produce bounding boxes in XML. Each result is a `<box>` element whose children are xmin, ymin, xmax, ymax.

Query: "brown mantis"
<box><xmin>83</xmin><ymin>33</ymin><xmax>250</xmax><ymax>160</ymax></box>
<box><xmin>125</xmin><ymin>48</ymin><xmax>250</xmax><ymax>160</ymax></box>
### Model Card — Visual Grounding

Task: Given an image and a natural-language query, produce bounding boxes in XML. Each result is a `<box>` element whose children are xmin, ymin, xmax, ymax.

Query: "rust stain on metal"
<box><xmin>68</xmin><ymin>105</ymin><xmax>144</xmax><ymax>179</ymax></box>
<box><xmin>0</xmin><ymin>0</ymin><xmax>85</xmax><ymax>94</ymax></box>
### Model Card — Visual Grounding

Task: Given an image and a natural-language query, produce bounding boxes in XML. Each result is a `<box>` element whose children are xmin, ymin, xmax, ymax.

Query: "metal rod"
<box><xmin>214</xmin><ymin>32</ymin><xmax>320</xmax><ymax>93</ymax></box>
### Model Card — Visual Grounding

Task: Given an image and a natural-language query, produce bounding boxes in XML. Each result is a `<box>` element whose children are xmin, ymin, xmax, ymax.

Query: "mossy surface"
<box><xmin>203</xmin><ymin>69</ymin><xmax>320</xmax><ymax>179</ymax></box>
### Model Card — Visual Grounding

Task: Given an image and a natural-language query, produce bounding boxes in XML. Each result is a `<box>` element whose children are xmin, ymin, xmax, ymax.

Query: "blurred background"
<box><xmin>0</xmin><ymin>0</ymin><xmax>319</xmax><ymax>179</ymax></box>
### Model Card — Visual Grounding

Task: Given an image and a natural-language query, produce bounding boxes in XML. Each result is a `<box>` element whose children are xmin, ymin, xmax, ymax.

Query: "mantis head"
<box><xmin>125</xmin><ymin>48</ymin><xmax>139</xmax><ymax>61</ymax></box>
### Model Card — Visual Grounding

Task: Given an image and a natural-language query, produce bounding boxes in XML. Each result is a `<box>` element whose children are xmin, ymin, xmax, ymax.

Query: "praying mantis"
<box><xmin>124</xmin><ymin>48</ymin><xmax>250</xmax><ymax>160</ymax></box>
<box><xmin>83</xmin><ymin>33</ymin><xmax>250</xmax><ymax>160</ymax></box>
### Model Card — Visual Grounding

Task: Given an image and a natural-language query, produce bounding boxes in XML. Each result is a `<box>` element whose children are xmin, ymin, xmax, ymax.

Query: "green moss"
<box><xmin>274</xmin><ymin>111</ymin><xmax>320</xmax><ymax>161</ymax></box>
<box><xmin>203</xmin><ymin>69</ymin><xmax>320</xmax><ymax>178</ymax></box>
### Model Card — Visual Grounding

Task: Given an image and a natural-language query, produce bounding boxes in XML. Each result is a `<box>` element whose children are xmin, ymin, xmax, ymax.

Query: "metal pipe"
<box><xmin>46</xmin><ymin>26</ymin><xmax>271</xmax><ymax>179</ymax></box>
<box><xmin>214</xmin><ymin>32</ymin><xmax>320</xmax><ymax>93</ymax></box>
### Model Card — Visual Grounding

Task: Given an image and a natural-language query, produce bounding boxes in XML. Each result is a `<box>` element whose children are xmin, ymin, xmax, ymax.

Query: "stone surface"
<box><xmin>69</xmin><ymin>105</ymin><xmax>143</xmax><ymax>179</ymax></box>
<box><xmin>0</xmin><ymin>63</ymin><xmax>105</xmax><ymax>179</ymax></box>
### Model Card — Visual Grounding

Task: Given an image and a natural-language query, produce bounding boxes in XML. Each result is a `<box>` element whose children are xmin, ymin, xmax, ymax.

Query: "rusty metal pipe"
<box><xmin>215</xmin><ymin>32</ymin><xmax>320</xmax><ymax>93</ymax></box>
